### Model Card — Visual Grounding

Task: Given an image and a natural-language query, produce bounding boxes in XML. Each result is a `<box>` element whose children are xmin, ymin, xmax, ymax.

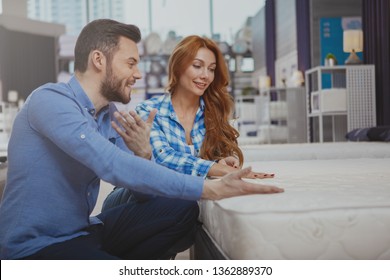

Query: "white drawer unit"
<box><xmin>310</xmin><ymin>88</ymin><xmax>347</xmax><ymax>113</ymax></box>
<box><xmin>235</xmin><ymin>87</ymin><xmax>307</xmax><ymax>144</ymax></box>
<box><xmin>305</xmin><ymin>65</ymin><xmax>376</xmax><ymax>143</ymax></box>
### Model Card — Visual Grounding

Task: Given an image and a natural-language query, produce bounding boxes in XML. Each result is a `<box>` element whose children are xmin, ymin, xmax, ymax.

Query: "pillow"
<box><xmin>367</xmin><ymin>126</ymin><xmax>390</xmax><ymax>142</ymax></box>
<box><xmin>345</xmin><ymin>127</ymin><xmax>370</xmax><ymax>141</ymax></box>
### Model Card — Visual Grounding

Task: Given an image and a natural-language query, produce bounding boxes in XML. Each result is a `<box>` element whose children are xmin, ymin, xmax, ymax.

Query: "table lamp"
<box><xmin>343</xmin><ymin>29</ymin><xmax>363</xmax><ymax>65</ymax></box>
<box><xmin>258</xmin><ymin>75</ymin><xmax>271</xmax><ymax>91</ymax></box>
<box><xmin>8</xmin><ymin>90</ymin><xmax>19</xmax><ymax>103</ymax></box>
<box><xmin>290</xmin><ymin>70</ymin><xmax>304</xmax><ymax>87</ymax></box>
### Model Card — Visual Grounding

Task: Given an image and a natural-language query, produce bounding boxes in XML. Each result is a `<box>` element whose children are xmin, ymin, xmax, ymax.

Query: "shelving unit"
<box><xmin>305</xmin><ymin>65</ymin><xmax>376</xmax><ymax>143</ymax></box>
<box><xmin>263</xmin><ymin>87</ymin><xmax>288</xmax><ymax>144</ymax></box>
<box><xmin>231</xmin><ymin>72</ymin><xmax>254</xmax><ymax>98</ymax></box>
<box><xmin>235</xmin><ymin>94</ymin><xmax>265</xmax><ymax>140</ymax></box>
<box><xmin>260</xmin><ymin>87</ymin><xmax>306</xmax><ymax>143</ymax></box>
<box><xmin>56</xmin><ymin>35</ymin><xmax>77</xmax><ymax>83</ymax></box>
<box><xmin>141</xmin><ymin>54</ymin><xmax>169</xmax><ymax>99</ymax></box>
<box><xmin>228</xmin><ymin>53</ymin><xmax>255</xmax><ymax>98</ymax></box>
<box><xmin>235</xmin><ymin>87</ymin><xmax>306</xmax><ymax>144</ymax></box>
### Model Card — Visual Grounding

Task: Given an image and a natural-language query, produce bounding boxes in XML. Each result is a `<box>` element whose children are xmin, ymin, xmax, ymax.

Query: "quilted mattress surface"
<box><xmin>199</xmin><ymin>158</ymin><xmax>390</xmax><ymax>259</ymax></box>
<box><xmin>240</xmin><ymin>142</ymin><xmax>390</xmax><ymax>162</ymax></box>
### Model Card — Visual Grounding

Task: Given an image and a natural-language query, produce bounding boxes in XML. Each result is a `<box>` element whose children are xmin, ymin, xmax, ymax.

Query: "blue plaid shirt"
<box><xmin>136</xmin><ymin>94</ymin><xmax>215</xmax><ymax>178</ymax></box>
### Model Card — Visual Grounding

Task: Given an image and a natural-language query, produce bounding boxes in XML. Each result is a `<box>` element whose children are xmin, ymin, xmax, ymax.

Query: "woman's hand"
<box><xmin>218</xmin><ymin>157</ymin><xmax>274</xmax><ymax>179</ymax></box>
<box><xmin>210</xmin><ymin>159</ymin><xmax>275</xmax><ymax>179</ymax></box>
<box><xmin>218</xmin><ymin>156</ymin><xmax>240</xmax><ymax>168</ymax></box>
<box><xmin>245</xmin><ymin>171</ymin><xmax>275</xmax><ymax>179</ymax></box>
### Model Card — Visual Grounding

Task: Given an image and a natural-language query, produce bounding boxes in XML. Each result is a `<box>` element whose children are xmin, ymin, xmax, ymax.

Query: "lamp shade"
<box><xmin>290</xmin><ymin>70</ymin><xmax>304</xmax><ymax>87</ymax></box>
<box><xmin>258</xmin><ymin>75</ymin><xmax>271</xmax><ymax>90</ymax></box>
<box><xmin>8</xmin><ymin>90</ymin><xmax>19</xmax><ymax>102</ymax></box>
<box><xmin>343</xmin><ymin>30</ymin><xmax>363</xmax><ymax>53</ymax></box>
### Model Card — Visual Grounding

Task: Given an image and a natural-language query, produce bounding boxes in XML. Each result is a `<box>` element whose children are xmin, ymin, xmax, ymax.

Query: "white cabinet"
<box><xmin>261</xmin><ymin>87</ymin><xmax>307</xmax><ymax>143</ymax></box>
<box><xmin>235</xmin><ymin>87</ymin><xmax>307</xmax><ymax>144</ymax></box>
<box><xmin>305</xmin><ymin>65</ymin><xmax>376</xmax><ymax>143</ymax></box>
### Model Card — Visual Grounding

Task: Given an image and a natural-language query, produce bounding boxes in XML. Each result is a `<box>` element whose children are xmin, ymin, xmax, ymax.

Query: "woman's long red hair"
<box><xmin>166</xmin><ymin>35</ymin><xmax>243</xmax><ymax>165</ymax></box>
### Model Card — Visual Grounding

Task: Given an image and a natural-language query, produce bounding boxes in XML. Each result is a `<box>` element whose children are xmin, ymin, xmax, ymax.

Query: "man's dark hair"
<box><xmin>74</xmin><ymin>19</ymin><xmax>141</xmax><ymax>72</ymax></box>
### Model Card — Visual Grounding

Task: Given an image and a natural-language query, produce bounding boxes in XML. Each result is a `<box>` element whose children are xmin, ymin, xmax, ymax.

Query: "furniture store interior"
<box><xmin>0</xmin><ymin>0</ymin><xmax>390</xmax><ymax>263</ymax></box>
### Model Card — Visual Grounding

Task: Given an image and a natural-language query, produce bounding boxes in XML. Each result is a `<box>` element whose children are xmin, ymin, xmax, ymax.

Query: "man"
<box><xmin>0</xmin><ymin>19</ymin><xmax>283</xmax><ymax>260</ymax></box>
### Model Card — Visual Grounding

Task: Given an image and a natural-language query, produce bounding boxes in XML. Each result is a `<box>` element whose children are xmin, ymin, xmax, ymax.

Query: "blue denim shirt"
<box><xmin>0</xmin><ymin>76</ymin><xmax>203</xmax><ymax>259</ymax></box>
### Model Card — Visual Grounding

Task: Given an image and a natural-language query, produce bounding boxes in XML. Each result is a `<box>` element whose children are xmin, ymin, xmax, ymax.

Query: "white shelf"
<box><xmin>235</xmin><ymin>86</ymin><xmax>306</xmax><ymax>144</ymax></box>
<box><xmin>308</xmin><ymin>111</ymin><xmax>347</xmax><ymax>117</ymax></box>
<box><xmin>305</xmin><ymin>65</ymin><xmax>376</xmax><ymax>143</ymax></box>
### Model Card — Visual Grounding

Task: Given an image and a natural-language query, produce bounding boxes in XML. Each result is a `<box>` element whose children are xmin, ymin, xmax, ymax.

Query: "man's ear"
<box><xmin>90</xmin><ymin>50</ymin><xmax>105</xmax><ymax>71</ymax></box>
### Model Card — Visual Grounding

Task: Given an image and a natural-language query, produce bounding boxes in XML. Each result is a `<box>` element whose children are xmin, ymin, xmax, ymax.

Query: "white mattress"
<box><xmin>241</xmin><ymin>142</ymin><xmax>390</xmax><ymax>162</ymax></box>
<box><xmin>200</xmin><ymin>158</ymin><xmax>390</xmax><ymax>259</ymax></box>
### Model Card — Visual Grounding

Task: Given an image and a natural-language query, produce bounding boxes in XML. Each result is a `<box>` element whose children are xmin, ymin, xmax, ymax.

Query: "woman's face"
<box><xmin>176</xmin><ymin>47</ymin><xmax>216</xmax><ymax>97</ymax></box>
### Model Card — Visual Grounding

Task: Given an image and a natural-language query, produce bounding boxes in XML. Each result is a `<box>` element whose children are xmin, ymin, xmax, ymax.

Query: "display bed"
<box><xmin>240</xmin><ymin>142</ymin><xmax>390</xmax><ymax>162</ymax></box>
<box><xmin>194</xmin><ymin>143</ymin><xmax>390</xmax><ymax>260</ymax></box>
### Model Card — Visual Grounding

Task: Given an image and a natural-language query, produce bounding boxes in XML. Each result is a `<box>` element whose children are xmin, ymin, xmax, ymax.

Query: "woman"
<box><xmin>137</xmin><ymin>35</ymin><xmax>273</xmax><ymax>178</ymax></box>
<box><xmin>102</xmin><ymin>35</ymin><xmax>273</xmax><ymax>210</ymax></box>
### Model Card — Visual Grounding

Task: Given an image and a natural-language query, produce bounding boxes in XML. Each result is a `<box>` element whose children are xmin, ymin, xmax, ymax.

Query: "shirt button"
<box><xmin>80</xmin><ymin>134</ymin><xmax>86</xmax><ymax>139</ymax></box>
<box><xmin>87</xmin><ymin>192</ymin><xmax>91</xmax><ymax>196</ymax></box>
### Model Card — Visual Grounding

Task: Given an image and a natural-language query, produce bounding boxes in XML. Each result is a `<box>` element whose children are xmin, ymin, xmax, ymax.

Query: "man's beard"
<box><xmin>100</xmin><ymin>66</ymin><xmax>130</xmax><ymax>104</ymax></box>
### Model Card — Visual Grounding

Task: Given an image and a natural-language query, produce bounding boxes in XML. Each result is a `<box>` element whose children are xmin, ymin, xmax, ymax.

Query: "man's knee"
<box><xmin>170</xmin><ymin>199</ymin><xmax>199</xmax><ymax>223</ymax></box>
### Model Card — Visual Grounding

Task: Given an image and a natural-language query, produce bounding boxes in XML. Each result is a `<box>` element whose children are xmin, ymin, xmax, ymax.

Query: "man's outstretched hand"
<box><xmin>202</xmin><ymin>166</ymin><xmax>284</xmax><ymax>200</ymax></box>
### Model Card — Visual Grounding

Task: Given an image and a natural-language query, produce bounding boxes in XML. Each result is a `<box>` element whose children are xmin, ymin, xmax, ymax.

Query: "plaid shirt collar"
<box><xmin>158</xmin><ymin>93</ymin><xmax>206</xmax><ymax>119</ymax></box>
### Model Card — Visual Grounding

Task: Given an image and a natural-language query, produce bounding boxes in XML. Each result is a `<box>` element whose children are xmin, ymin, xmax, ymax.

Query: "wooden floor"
<box><xmin>175</xmin><ymin>249</ymin><xmax>190</xmax><ymax>260</ymax></box>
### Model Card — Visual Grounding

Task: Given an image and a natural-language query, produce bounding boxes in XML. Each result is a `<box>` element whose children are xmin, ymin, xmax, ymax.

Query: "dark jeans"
<box><xmin>102</xmin><ymin>187</ymin><xmax>155</xmax><ymax>210</ymax></box>
<box><xmin>24</xmin><ymin>197</ymin><xmax>199</xmax><ymax>260</ymax></box>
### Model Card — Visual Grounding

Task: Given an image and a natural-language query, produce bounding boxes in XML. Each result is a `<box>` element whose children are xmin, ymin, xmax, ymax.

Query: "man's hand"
<box><xmin>111</xmin><ymin>109</ymin><xmax>157</xmax><ymax>159</ymax></box>
<box><xmin>202</xmin><ymin>167</ymin><xmax>283</xmax><ymax>200</ymax></box>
